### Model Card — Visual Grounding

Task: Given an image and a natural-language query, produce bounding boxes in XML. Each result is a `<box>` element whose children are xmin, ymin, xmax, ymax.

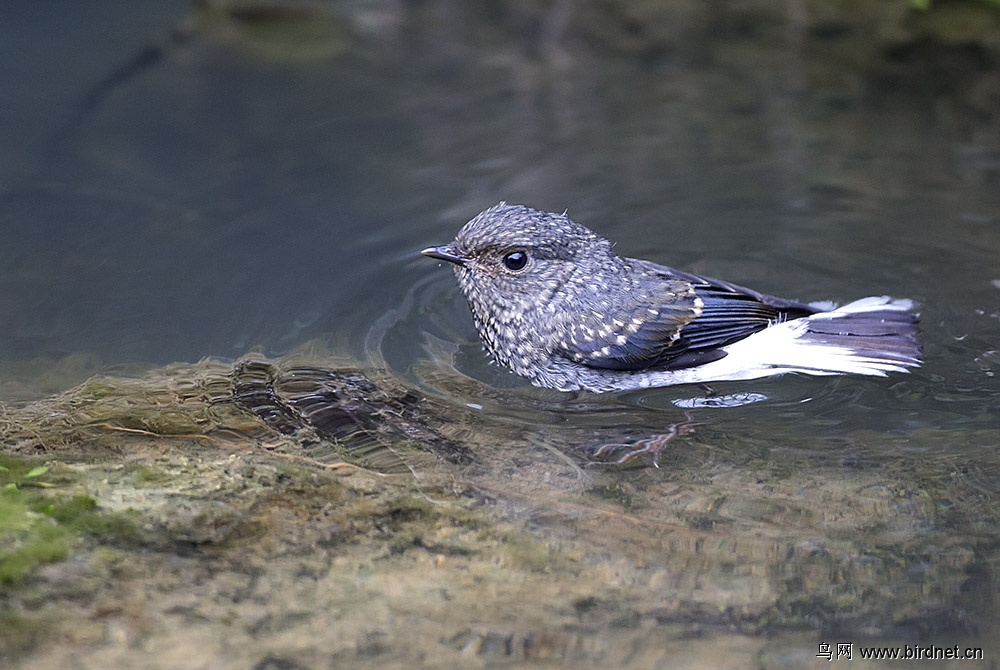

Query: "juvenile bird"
<box><xmin>422</xmin><ymin>203</ymin><xmax>921</xmax><ymax>393</ymax></box>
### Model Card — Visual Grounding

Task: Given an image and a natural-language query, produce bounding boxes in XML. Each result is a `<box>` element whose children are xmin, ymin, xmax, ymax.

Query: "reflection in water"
<box><xmin>672</xmin><ymin>391</ymin><xmax>769</xmax><ymax>408</ymax></box>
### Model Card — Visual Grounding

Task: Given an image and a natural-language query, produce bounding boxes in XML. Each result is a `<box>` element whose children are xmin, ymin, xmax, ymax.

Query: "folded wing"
<box><xmin>554</xmin><ymin>262</ymin><xmax>818</xmax><ymax>372</ymax></box>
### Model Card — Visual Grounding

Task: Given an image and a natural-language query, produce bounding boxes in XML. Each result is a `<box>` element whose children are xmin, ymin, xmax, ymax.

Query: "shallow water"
<box><xmin>2</xmin><ymin>0</ymin><xmax>1000</xmax><ymax>667</ymax></box>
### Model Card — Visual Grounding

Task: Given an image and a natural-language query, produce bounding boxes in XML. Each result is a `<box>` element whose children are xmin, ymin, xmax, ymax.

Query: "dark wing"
<box><xmin>554</xmin><ymin>262</ymin><xmax>816</xmax><ymax>372</ymax></box>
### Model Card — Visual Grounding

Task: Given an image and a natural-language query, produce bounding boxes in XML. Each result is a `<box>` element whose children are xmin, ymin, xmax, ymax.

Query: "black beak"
<box><xmin>421</xmin><ymin>245</ymin><xmax>467</xmax><ymax>267</ymax></box>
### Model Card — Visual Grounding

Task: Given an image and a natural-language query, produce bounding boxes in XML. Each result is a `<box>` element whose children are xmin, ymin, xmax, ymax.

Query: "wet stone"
<box><xmin>0</xmin><ymin>353</ymin><xmax>998</xmax><ymax>667</ymax></box>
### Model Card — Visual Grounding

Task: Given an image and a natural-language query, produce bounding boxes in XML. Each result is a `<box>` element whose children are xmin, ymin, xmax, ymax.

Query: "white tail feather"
<box><xmin>811</xmin><ymin>296</ymin><xmax>914</xmax><ymax>317</ymax></box>
<box><xmin>654</xmin><ymin>296</ymin><xmax>921</xmax><ymax>385</ymax></box>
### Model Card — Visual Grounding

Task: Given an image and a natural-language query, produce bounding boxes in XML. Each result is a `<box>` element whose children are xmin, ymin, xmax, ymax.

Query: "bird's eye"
<box><xmin>502</xmin><ymin>250</ymin><xmax>529</xmax><ymax>272</ymax></box>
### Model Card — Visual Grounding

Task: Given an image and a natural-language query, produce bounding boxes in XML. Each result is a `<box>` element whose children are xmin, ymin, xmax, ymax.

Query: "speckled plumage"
<box><xmin>423</xmin><ymin>203</ymin><xmax>921</xmax><ymax>393</ymax></box>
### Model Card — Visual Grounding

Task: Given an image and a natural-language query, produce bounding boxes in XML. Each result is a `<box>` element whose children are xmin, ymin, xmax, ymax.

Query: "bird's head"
<box><xmin>423</xmin><ymin>202</ymin><xmax>615</xmax><ymax>324</ymax></box>
<box><xmin>422</xmin><ymin>203</ymin><xmax>621</xmax><ymax>374</ymax></box>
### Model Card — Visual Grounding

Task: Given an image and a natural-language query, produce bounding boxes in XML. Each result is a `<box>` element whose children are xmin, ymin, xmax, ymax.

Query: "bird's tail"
<box><xmin>789</xmin><ymin>296</ymin><xmax>922</xmax><ymax>376</ymax></box>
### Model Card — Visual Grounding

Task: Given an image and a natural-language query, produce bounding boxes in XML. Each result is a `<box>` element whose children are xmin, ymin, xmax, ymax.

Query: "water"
<box><xmin>2</xmin><ymin>0</ymin><xmax>1000</xmax><ymax>666</ymax></box>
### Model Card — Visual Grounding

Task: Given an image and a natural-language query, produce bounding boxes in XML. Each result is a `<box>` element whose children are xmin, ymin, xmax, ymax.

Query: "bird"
<box><xmin>422</xmin><ymin>203</ymin><xmax>921</xmax><ymax>393</ymax></box>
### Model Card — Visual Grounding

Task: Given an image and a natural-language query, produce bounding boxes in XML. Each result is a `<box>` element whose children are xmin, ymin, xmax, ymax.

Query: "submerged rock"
<box><xmin>1</xmin><ymin>353</ymin><xmax>997</xmax><ymax>667</ymax></box>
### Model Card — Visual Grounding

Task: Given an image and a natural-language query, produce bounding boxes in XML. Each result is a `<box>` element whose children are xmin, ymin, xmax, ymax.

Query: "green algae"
<box><xmin>0</xmin><ymin>456</ymin><xmax>143</xmax><ymax>585</ymax></box>
<box><xmin>34</xmin><ymin>495</ymin><xmax>143</xmax><ymax>546</ymax></box>
<box><xmin>0</xmin><ymin>487</ymin><xmax>73</xmax><ymax>584</ymax></box>
<box><xmin>122</xmin><ymin>463</ymin><xmax>175</xmax><ymax>488</ymax></box>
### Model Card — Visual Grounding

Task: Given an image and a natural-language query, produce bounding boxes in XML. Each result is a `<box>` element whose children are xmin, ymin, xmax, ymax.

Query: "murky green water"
<box><xmin>2</xmin><ymin>1</ymin><xmax>1000</xmax><ymax>667</ymax></box>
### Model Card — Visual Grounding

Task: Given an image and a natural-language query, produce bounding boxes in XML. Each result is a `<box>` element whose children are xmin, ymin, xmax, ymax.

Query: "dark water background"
<box><xmin>2</xmin><ymin>0</ymin><xmax>1000</xmax><ymax>664</ymax></box>
<box><xmin>4</xmin><ymin>1</ymin><xmax>999</xmax><ymax>427</ymax></box>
